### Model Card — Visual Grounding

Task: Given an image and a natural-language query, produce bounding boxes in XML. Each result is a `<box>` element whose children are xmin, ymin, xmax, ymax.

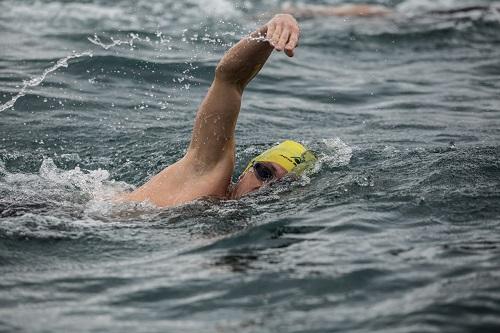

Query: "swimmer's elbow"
<box><xmin>214</xmin><ymin>61</ymin><xmax>230</xmax><ymax>81</ymax></box>
<box><xmin>215</xmin><ymin>61</ymin><xmax>237</xmax><ymax>82</ymax></box>
<box><xmin>215</xmin><ymin>61</ymin><xmax>247</xmax><ymax>91</ymax></box>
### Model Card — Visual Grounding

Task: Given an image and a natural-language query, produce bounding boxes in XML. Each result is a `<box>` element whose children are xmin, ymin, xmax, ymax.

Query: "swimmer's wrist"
<box><xmin>249</xmin><ymin>25</ymin><xmax>269</xmax><ymax>40</ymax></box>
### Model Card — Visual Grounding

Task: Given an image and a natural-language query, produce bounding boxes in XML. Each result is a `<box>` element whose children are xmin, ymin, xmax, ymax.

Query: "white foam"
<box><xmin>1</xmin><ymin>157</ymin><xmax>132</xmax><ymax>208</ymax></box>
<box><xmin>317</xmin><ymin>137</ymin><xmax>353</xmax><ymax>169</ymax></box>
<box><xmin>39</xmin><ymin>158</ymin><xmax>111</xmax><ymax>198</ymax></box>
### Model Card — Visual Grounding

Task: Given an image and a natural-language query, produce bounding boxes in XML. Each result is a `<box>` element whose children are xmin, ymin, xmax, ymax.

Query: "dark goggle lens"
<box><xmin>253</xmin><ymin>162</ymin><xmax>274</xmax><ymax>181</ymax></box>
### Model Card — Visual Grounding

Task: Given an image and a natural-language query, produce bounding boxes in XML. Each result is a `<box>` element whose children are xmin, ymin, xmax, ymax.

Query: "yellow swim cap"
<box><xmin>243</xmin><ymin>140</ymin><xmax>317</xmax><ymax>175</ymax></box>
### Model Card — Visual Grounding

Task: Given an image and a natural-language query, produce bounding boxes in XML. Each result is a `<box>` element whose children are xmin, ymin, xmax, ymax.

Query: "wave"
<box><xmin>0</xmin><ymin>0</ymin><xmax>242</xmax><ymax>34</ymax></box>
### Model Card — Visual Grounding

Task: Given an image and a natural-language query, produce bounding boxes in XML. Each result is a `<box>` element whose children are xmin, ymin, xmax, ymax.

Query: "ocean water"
<box><xmin>1</xmin><ymin>0</ymin><xmax>500</xmax><ymax>332</ymax></box>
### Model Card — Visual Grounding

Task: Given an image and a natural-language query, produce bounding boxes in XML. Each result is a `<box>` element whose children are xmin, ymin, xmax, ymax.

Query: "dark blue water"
<box><xmin>1</xmin><ymin>0</ymin><xmax>500</xmax><ymax>332</ymax></box>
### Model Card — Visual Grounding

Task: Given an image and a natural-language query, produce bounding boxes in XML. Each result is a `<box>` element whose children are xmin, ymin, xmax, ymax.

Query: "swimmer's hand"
<box><xmin>264</xmin><ymin>14</ymin><xmax>300</xmax><ymax>57</ymax></box>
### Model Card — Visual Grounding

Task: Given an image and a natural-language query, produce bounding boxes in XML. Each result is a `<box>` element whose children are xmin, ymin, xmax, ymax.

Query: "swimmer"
<box><xmin>280</xmin><ymin>2</ymin><xmax>500</xmax><ymax>19</ymax></box>
<box><xmin>281</xmin><ymin>3</ymin><xmax>393</xmax><ymax>18</ymax></box>
<box><xmin>123</xmin><ymin>14</ymin><xmax>316</xmax><ymax>208</ymax></box>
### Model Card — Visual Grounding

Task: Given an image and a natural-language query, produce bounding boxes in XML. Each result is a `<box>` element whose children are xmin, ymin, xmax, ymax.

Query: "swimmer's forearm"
<box><xmin>185</xmin><ymin>14</ymin><xmax>300</xmax><ymax>169</ymax></box>
<box><xmin>214</xmin><ymin>27</ymin><xmax>273</xmax><ymax>91</ymax></box>
<box><xmin>215</xmin><ymin>14</ymin><xmax>300</xmax><ymax>91</ymax></box>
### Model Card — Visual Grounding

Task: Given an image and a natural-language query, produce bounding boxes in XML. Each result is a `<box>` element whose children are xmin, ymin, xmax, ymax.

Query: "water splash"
<box><xmin>1</xmin><ymin>157</ymin><xmax>131</xmax><ymax>203</ymax></box>
<box><xmin>87</xmin><ymin>33</ymin><xmax>147</xmax><ymax>50</ymax></box>
<box><xmin>39</xmin><ymin>158</ymin><xmax>112</xmax><ymax>199</ymax></box>
<box><xmin>0</xmin><ymin>51</ymin><xmax>93</xmax><ymax>113</ymax></box>
<box><xmin>317</xmin><ymin>137</ymin><xmax>353</xmax><ymax>169</ymax></box>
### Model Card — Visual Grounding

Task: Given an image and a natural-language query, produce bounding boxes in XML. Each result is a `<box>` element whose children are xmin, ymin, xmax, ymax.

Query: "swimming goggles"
<box><xmin>252</xmin><ymin>162</ymin><xmax>276</xmax><ymax>182</ymax></box>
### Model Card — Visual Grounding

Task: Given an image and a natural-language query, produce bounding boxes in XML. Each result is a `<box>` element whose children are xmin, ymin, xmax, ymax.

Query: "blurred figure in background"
<box><xmin>280</xmin><ymin>2</ymin><xmax>500</xmax><ymax>19</ymax></box>
<box><xmin>282</xmin><ymin>3</ymin><xmax>393</xmax><ymax>18</ymax></box>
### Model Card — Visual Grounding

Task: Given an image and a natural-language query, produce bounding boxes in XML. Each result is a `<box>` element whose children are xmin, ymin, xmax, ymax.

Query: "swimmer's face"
<box><xmin>230</xmin><ymin>162</ymin><xmax>288</xmax><ymax>199</ymax></box>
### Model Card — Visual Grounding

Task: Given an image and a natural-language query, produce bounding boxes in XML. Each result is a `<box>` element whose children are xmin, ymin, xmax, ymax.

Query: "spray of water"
<box><xmin>1</xmin><ymin>21</ymin><xmax>246</xmax><ymax>113</ymax></box>
<box><xmin>0</xmin><ymin>51</ymin><xmax>93</xmax><ymax>113</ymax></box>
<box><xmin>87</xmin><ymin>33</ymin><xmax>147</xmax><ymax>50</ymax></box>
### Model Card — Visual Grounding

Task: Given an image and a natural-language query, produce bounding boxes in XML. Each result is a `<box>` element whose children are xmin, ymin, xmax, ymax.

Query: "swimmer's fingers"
<box><xmin>270</xmin><ymin>24</ymin><xmax>283</xmax><ymax>48</ymax></box>
<box><xmin>275</xmin><ymin>29</ymin><xmax>290</xmax><ymax>52</ymax></box>
<box><xmin>284</xmin><ymin>29</ymin><xmax>299</xmax><ymax>57</ymax></box>
<box><xmin>266</xmin><ymin>21</ymin><xmax>277</xmax><ymax>44</ymax></box>
<box><xmin>265</xmin><ymin>14</ymin><xmax>300</xmax><ymax>55</ymax></box>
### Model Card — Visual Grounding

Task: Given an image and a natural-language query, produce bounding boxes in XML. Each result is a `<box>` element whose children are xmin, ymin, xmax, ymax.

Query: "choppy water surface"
<box><xmin>1</xmin><ymin>0</ymin><xmax>500</xmax><ymax>332</ymax></box>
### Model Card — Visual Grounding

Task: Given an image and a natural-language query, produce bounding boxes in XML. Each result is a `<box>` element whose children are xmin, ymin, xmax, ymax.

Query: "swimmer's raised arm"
<box><xmin>187</xmin><ymin>14</ymin><xmax>300</xmax><ymax>168</ymax></box>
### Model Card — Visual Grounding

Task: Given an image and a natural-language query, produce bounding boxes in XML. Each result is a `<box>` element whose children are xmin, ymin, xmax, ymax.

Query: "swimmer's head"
<box><xmin>230</xmin><ymin>140</ymin><xmax>317</xmax><ymax>199</ymax></box>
